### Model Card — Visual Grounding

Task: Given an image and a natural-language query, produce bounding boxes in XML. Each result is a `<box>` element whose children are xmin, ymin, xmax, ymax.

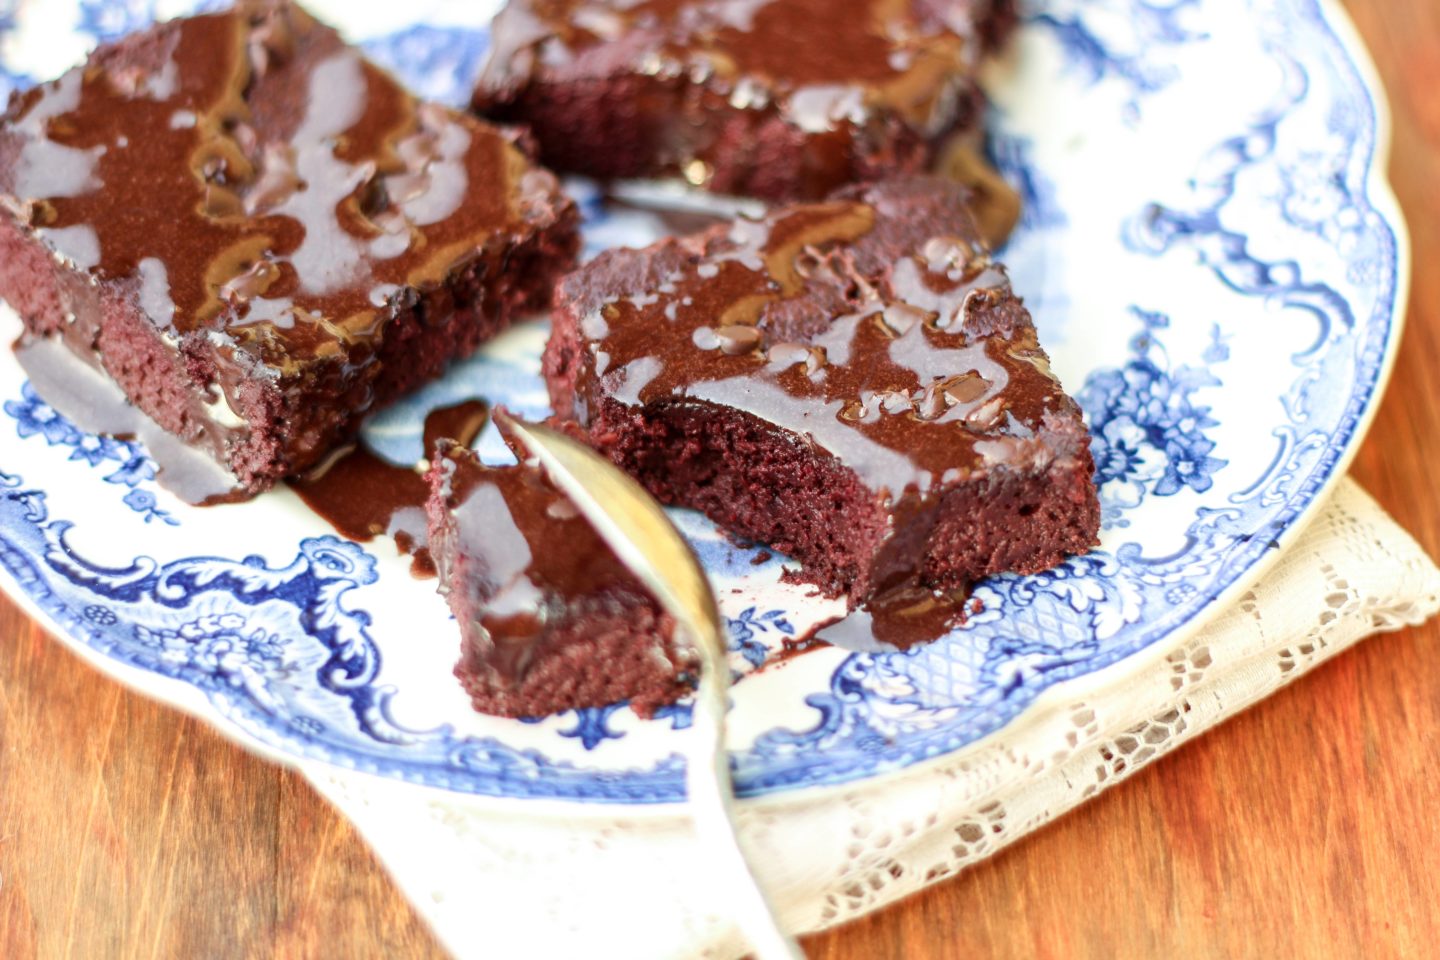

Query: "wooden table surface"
<box><xmin>2</xmin><ymin>3</ymin><xmax>1438</xmax><ymax>957</ymax></box>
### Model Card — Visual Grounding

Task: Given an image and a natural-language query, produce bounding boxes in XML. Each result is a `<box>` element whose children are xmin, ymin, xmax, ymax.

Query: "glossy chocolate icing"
<box><xmin>0</xmin><ymin>2</ymin><xmax>574</xmax><ymax>489</ymax></box>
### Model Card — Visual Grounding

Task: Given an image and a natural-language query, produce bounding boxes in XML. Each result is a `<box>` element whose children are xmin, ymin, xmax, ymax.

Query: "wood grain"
<box><xmin>2</xmin><ymin>2</ymin><xmax>1438</xmax><ymax>956</ymax></box>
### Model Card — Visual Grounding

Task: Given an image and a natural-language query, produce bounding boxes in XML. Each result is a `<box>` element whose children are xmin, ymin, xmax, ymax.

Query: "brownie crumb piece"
<box><xmin>545</xmin><ymin>177</ymin><xmax>1100</xmax><ymax>615</ymax></box>
<box><xmin>426</xmin><ymin>434</ymin><xmax>696</xmax><ymax>719</ymax></box>
<box><xmin>474</xmin><ymin>0</ymin><xmax>1016</xmax><ymax>202</ymax></box>
<box><xmin>0</xmin><ymin>1</ymin><xmax>579</xmax><ymax>499</ymax></box>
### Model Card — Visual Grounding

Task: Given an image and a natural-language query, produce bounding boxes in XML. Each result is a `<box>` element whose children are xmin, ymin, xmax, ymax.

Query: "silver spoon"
<box><xmin>499</xmin><ymin>412</ymin><xmax>801</xmax><ymax>960</ymax></box>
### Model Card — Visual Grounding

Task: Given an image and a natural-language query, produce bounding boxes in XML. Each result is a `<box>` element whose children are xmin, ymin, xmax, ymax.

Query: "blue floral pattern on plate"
<box><xmin>0</xmin><ymin>0</ymin><xmax>1405</xmax><ymax>803</ymax></box>
<box><xmin>1081</xmin><ymin>308</ymin><xmax>1230</xmax><ymax>528</ymax></box>
<box><xmin>6</xmin><ymin>383</ymin><xmax>176</xmax><ymax>524</ymax></box>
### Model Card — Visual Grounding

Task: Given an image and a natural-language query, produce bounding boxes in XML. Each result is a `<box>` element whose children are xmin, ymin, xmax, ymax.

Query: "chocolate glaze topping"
<box><xmin>481</xmin><ymin>0</ymin><xmax>983</xmax><ymax>131</ymax></box>
<box><xmin>562</xmin><ymin>179</ymin><xmax>1083</xmax><ymax>503</ymax></box>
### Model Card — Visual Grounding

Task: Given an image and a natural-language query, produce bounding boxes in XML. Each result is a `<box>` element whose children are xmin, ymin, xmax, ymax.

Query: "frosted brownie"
<box><xmin>0</xmin><ymin>1</ymin><xmax>579</xmax><ymax>498</ymax></box>
<box><xmin>545</xmin><ymin>177</ymin><xmax>1099</xmax><ymax>613</ymax></box>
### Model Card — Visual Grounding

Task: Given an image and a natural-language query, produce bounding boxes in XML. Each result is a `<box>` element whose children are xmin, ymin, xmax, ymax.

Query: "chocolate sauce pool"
<box><xmin>289</xmin><ymin>399</ymin><xmax>489</xmax><ymax>579</ymax></box>
<box><xmin>751</xmin><ymin>584</ymin><xmax>978</xmax><ymax>671</ymax></box>
<box><xmin>812</xmin><ymin>582</ymin><xmax>978</xmax><ymax>653</ymax></box>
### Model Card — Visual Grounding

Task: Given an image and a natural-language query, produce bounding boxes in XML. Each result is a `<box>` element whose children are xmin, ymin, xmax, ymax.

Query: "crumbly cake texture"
<box><xmin>473</xmin><ymin>0</ymin><xmax>1016</xmax><ymax>202</ymax></box>
<box><xmin>0</xmin><ymin>1</ymin><xmax>579</xmax><ymax>497</ymax></box>
<box><xmin>426</xmin><ymin>437</ymin><xmax>695</xmax><ymax>719</ymax></box>
<box><xmin>545</xmin><ymin>177</ymin><xmax>1100</xmax><ymax>608</ymax></box>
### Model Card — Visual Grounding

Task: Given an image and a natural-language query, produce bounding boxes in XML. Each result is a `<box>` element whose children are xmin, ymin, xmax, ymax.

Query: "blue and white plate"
<box><xmin>0</xmin><ymin>0</ymin><xmax>1405</xmax><ymax>804</ymax></box>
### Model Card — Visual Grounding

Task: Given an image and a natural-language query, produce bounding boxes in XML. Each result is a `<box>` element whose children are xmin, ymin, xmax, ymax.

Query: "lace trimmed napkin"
<box><xmin>301</xmin><ymin>477</ymin><xmax>1440</xmax><ymax>959</ymax></box>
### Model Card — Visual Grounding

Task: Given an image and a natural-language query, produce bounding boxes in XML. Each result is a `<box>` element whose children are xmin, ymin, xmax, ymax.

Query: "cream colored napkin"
<box><xmin>302</xmin><ymin>478</ymin><xmax>1440</xmax><ymax>959</ymax></box>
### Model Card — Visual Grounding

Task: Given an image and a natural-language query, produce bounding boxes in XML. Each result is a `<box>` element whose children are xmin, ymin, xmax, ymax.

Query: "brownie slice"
<box><xmin>427</xmin><ymin>435</ymin><xmax>695</xmax><ymax>718</ymax></box>
<box><xmin>473</xmin><ymin>0</ymin><xmax>1016</xmax><ymax>202</ymax></box>
<box><xmin>0</xmin><ymin>1</ymin><xmax>579</xmax><ymax>498</ymax></box>
<box><xmin>545</xmin><ymin>177</ymin><xmax>1099</xmax><ymax>612</ymax></box>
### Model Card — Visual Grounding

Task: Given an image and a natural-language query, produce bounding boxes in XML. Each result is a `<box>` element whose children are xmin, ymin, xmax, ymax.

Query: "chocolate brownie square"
<box><xmin>427</xmin><ymin>434</ymin><xmax>695</xmax><ymax>718</ymax></box>
<box><xmin>545</xmin><ymin>177</ymin><xmax>1099</xmax><ymax>622</ymax></box>
<box><xmin>0</xmin><ymin>1</ymin><xmax>579</xmax><ymax>498</ymax></box>
<box><xmin>473</xmin><ymin>0</ymin><xmax>1016</xmax><ymax>202</ymax></box>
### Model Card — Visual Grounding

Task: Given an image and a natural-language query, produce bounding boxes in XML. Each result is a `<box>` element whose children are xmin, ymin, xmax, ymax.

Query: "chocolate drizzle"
<box><xmin>480</xmin><ymin>0</ymin><xmax>982</xmax><ymax>133</ymax></box>
<box><xmin>422</xmin><ymin>398</ymin><xmax>489</xmax><ymax>456</ymax></box>
<box><xmin>814</xmin><ymin>583</ymin><xmax>973</xmax><ymax>651</ymax></box>
<box><xmin>762</xmin><ymin>582</ymin><xmax>980</xmax><ymax>663</ymax></box>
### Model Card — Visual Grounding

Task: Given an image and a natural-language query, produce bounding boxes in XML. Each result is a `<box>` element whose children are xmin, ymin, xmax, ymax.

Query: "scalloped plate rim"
<box><xmin>0</xmin><ymin>0</ymin><xmax>1409</xmax><ymax>813</ymax></box>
